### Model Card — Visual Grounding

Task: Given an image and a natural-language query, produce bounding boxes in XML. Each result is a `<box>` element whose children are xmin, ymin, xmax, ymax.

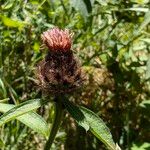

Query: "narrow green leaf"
<box><xmin>96</xmin><ymin>0</ymin><xmax>107</xmax><ymax>6</ymax></box>
<box><xmin>139</xmin><ymin>11</ymin><xmax>150</xmax><ymax>31</ymax></box>
<box><xmin>90</xmin><ymin>0</ymin><xmax>95</xmax><ymax>6</ymax></box>
<box><xmin>122</xmin><ymin>8</ymin><xmax>149</xmax><ymax>12</ymax></box>
<box><xmin>80</xmin><ymin>106</ymin><xmax>116</xmax><ymax>150</ymax></box>
<box><xmin>1</xmin><ymin>2</ymin><xmax>13</xmax><ymax>10</ymax></box>
<box><xmin>0</xmin><ymin>99</ymin><xmax>48</xmax><ymax>127</ymax></box>
<box><xmin>0</xmin><ymin>15</ymin><xmax>25</xmax><ymax>29</ymax></box>
<box><xmin>131</xmin><ymin>142</ymin><xmax>150</xmax><ymax>150</ymax></box>
<box><xmin>0</xmin><ymin>78</ymin><xmax>7</xmax><ymax>98</ymax></box>
<box><xmin>0</xmin><ymin>138</ymin><xmax>4</xmax><ymax>148</ymax></box>
<box><xmin>63</xmin><ymin>99</ymin><xmax>116</xmax><ymax>150</ymax></box>
<box><xmin>63</xmin><ymin>98</ymin><xmax>89</xmax><ymax>131</ymax></box>
<box><xmin>0</xmin><ymin>103</ymin><xmax>49</xmax><ymax>137</ymax></box>
<box><xmin>139</xmin><ymin>100</ymin><xmax>150</xmax><ymax>108</ymax></box>
<box><xmin>115</xmin><ymin>144</ymin><xmax>121</xmax><ymax>150</ymax></box>
<box><xmin>70</xmin><ymin>0</ymin><xmax>88</xmax><ymax>21</ymax></box>
<box><xmin>140</xmin><ymin>38</ymin><xmax>150</xmax><ymax>44</ymax></box>
<box><xmin>0</xmin><ymin>98</ymin><xmax>10</xmax><ymax>103</ymax></box>
<box><xmin>146</xmin><ymin>55</ymin><xmax>150</xmax><ymax>79</ymax></box>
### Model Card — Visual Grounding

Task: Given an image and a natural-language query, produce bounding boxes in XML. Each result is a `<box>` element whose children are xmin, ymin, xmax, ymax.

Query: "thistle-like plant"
<box><xmin>38</xmin><ymin>27</ymin><xmax>84</xmax><ymax>149</ymax></box>
<box><xmin>0</xmin><ymin>27</ymin><xmax>121</xmax><ymax>150</ymax></box>
<box><xmin>37</xmin><ymin>28</ymin><xmax>83</xmax><ymax>94</ymax></box>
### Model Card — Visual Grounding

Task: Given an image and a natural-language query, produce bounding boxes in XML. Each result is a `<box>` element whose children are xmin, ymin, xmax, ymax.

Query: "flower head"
<box><xmin>41</xmin><ymin>28</ymin><xmax>72</xmax><ymax>53</ymax></box>
<box><xmin>36</xmin><ymin>27</ymin><xmax>83</xmax><ymax>94</ymax></box>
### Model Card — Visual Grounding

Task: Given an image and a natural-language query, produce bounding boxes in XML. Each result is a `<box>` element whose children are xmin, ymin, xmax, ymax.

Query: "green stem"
<box><xmin>44</xmin><ymin>96</ymin><xmax>64</xmax><ymax>150</ymax></box>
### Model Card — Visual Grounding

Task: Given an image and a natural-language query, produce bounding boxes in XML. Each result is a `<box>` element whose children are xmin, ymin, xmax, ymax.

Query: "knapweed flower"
<box><xmin>41</xmin><ymin>28</ymin><xmax>72</xmax><ymax>53</ymax></box>
<box><xmin>36</xmin><ymin>27</ymin><xmax>83</xmax><ymax>94</ymax></box>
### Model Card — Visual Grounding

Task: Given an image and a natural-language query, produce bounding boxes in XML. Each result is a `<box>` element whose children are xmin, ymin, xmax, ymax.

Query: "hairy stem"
<box><xmin>44</xmin><ymin>96</ymin><xmax>64</xmax><ymax>150</ymax></box>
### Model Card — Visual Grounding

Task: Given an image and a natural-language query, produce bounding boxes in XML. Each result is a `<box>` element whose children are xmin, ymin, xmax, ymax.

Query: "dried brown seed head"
<box><xmin>41</xmin><ymin>28</ymin><xmax>72</xmax><ymax>53</ymax></box>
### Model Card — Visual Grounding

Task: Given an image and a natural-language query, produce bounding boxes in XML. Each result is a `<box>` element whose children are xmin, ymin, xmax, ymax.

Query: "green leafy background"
<box><xmin>0</xmin><ymin>0</ymin><xmax>149</xmax><ymax>149</ymax></box>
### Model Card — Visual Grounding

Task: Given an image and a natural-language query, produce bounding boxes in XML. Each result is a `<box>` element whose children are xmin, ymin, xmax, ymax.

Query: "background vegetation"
<box><xmin>0</xmin><ymin>0</ymin><xmax>150</xmax><ymax>149</ymax></box>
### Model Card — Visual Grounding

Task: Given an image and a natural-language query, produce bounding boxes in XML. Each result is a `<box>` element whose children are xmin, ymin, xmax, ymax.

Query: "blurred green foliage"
<box><xmin>0</xmin><ymin>0</ymin><xmax>150</xmax><ymax>149</ymax></box>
